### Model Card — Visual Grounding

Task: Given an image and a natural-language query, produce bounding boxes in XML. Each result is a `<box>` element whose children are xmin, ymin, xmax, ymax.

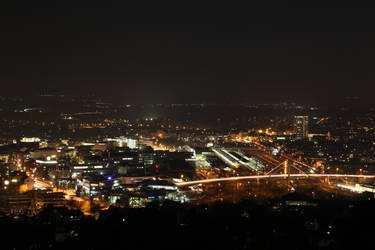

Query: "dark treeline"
<box><xmin>1</xmin><ymin>195</ymin><xmax>375</xmax><ymax>250</ymax></box>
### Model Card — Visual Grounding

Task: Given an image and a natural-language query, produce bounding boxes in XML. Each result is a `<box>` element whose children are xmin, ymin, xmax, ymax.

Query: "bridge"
<box><xmin>176</xmin><ymin>173</ymin><xmax>375</xmax><ymax>186</ymax></box>
<box><xmin>183</xmin><ymin>141</ymin><xmax>375</xmax><ymax>188</ymax></box>
<box><xmin>178</xmin><ymin>156</ymin><xmax>375</xmax><ymax>187</ymax></box>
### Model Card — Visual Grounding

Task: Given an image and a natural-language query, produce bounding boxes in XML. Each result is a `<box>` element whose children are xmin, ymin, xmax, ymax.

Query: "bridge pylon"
<box><xmin>283</xmin><ymin>160</ymin><xmax>289</xmax><ymax>176</ymax></box>
<box><xmin>265</xmin><ymin>160</ymin><xmax>289</xmax><ymax>176</ymax></box>
<box><xmin>265</xmin><ymin>159</ymin><xmax>308</xmax><ymax>178</ymax></box>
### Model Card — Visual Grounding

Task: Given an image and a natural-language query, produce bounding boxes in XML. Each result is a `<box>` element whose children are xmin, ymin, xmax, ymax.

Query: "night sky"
<box><xmin>1</xmin><ymin>2</ymin><xmax>375</xmax><ymax>105</ymax></box>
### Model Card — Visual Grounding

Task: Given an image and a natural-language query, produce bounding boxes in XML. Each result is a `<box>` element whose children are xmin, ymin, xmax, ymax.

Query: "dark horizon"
<box><xmin>2</xmin><ymin>91</ymin><xmax>372</xmax><ymax>109</ymax></box>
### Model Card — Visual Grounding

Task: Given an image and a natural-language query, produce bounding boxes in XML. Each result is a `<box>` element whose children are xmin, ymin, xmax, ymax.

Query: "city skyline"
<box><xmin>1</xmin><ymin>2</ymin><xmax>375</xmax><ymax>249</ymax></box>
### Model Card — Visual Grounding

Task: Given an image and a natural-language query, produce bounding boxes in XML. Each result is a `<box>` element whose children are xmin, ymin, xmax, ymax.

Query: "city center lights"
<box><xmin>1</xmin><ymin>2</ymin><xmax>375</xmax><ymax>248</ymax></box>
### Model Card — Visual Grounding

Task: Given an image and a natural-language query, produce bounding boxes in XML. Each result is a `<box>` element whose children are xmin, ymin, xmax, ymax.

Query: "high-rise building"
<box><xmin>293</xmin><ymin>116</ymin><xmax>308</xmax><ymax>139</ymax></box>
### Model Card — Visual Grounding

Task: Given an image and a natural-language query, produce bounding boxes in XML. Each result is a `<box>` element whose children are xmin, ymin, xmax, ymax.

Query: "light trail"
<box><xmin>176</xmin><ymin>174</ymin><xmax>375</xmax><ymax>186</ymax></box>
<box><xmin>251</xmin><ymin>141</ymin><xmax>266</xmax><ymax>149</ymax></box>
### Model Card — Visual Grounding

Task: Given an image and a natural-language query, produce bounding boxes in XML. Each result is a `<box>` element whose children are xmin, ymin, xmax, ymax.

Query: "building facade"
<box><xmin>293</xmin><ymin>116</ymin><xmax>308</xmax><ymax>139</ymax></box>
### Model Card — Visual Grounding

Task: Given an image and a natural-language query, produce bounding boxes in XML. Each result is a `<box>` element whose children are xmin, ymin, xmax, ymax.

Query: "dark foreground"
<box><xmin>1</xmin><ymin>194</ymin><xmax>375</xmax><ymax>250</ymax></box>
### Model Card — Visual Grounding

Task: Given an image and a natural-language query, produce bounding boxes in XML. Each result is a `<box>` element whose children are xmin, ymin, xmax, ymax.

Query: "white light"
<box><xmin>36</xmin><ymin>160</ymin><xmax>57</xmax><ymax>164</ymax></box>
<box><xmin>335</xmin><ymin>184</ymin><xmax>363</xmax><ymax>193</ymax></box>
<box><xmin>4</xmin><ymin>180</ymin><xmax>9</xmax><ymax>185</ymax></box>
<box><xmin>74</xmin><ymin>166</ymin><xmax>88</xmax><ymax>169</ymax></box>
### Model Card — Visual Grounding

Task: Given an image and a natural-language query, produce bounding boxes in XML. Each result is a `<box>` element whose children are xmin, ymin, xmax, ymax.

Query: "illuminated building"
<box><xmin>6</xmin><ymin>190</ymin><xmax>65</xmax><ymax>214</ymax></box>
<box><xmin>20</xmin><ymin>137</ymin><xmax>41</xmax><ymax>143</ymax></box>
<box><xmin>72</xmin><ymin>164</ymin><xmax>109</xmax><ymax>176</ymax></box>
<box><xmin>77</xmin><ymin>175</ymin><xmax>110</xmax><ymax>197</ymax></box>
<box><xmin>30</xmin><ymin>148</ymin><xmax>57</xmax><ymax>160</ymax></box>
<box><xmin>293</xmin><ymin>115</ymin><xmax>308</xmax><ymax>139</ymax></box>
<box><xmin>126</xmin><ymin>138</ymin><xmax>137</xmax><ymax>149</ymax></box>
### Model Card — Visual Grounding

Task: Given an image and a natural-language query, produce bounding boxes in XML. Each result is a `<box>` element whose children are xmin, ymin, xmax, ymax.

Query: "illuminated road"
<box><xmin>176</xmin><ymin>174</ymin><xmax>375</xmax><ymax>186</ymax></box>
